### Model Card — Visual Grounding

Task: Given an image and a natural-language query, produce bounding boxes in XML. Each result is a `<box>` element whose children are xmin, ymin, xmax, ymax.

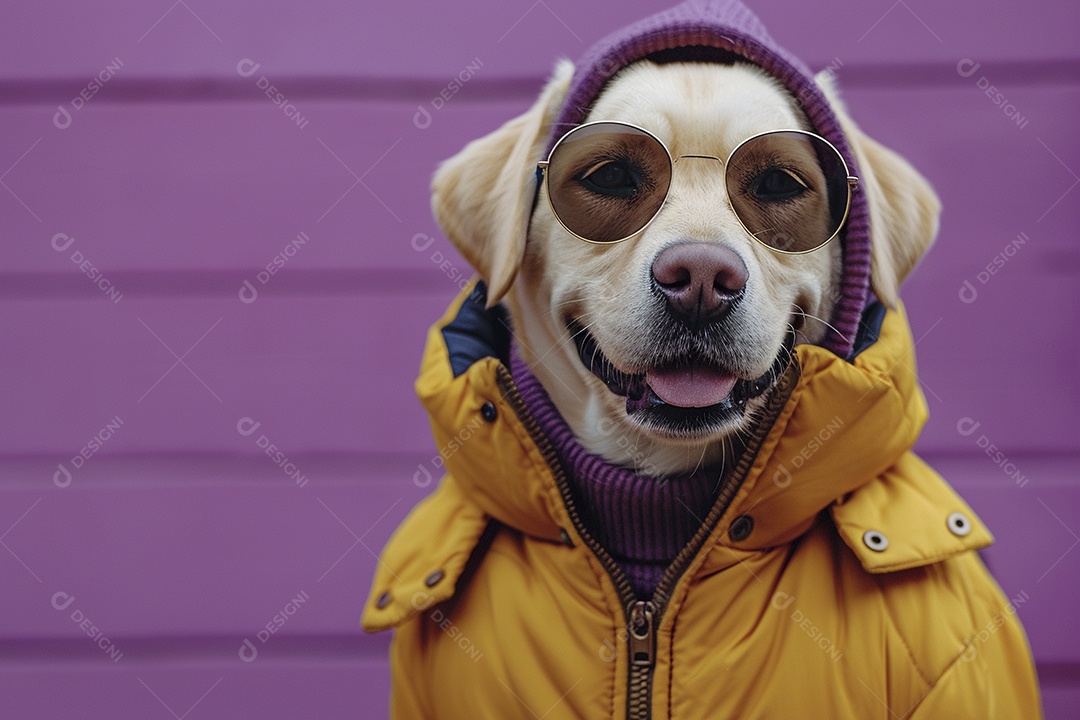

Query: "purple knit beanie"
<box><xmin>549</xmin><ymin>0</ymin><xmax>871</xmax><ymax>358</ymax></box>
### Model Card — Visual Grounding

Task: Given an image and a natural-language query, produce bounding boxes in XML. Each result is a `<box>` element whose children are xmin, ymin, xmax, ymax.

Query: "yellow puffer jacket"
<box><xmin>363</xmin><ymin>285</ymin><xmax>1041</xmax><ymax>719</ymax></box>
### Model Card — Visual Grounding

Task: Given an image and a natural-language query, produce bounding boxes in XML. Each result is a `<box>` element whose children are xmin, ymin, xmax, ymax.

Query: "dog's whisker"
<box><xmin>566</xmin><ymin>317</ymin><xmax>599</xmax><ymax>341</ymax></box>
<box><xmin>687</xmin><ymin>441</ymin><xmax>710</xmax><ymax>477</ymax></box>
<box><xmin>551</xmin><ymin>297</ymin><xmax>591</xmax><ymax>311</ymax></box>
<box><xmin>791</xmin><ymin>307</ymin><xmax>851</xmax><ymax>344</ymax></box>
<box><xmin>788</xmin><ymin>321</ymin><xmax>811</xmax><ymax>346</ymax></box>
<box><xmin>710</xmin><ymin>436</ymin><xmax>731</xmax><ymax>494</ymax></box>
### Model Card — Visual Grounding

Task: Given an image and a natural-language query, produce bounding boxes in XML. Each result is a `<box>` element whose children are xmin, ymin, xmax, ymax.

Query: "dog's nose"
<box><xmin>652</xmin><ymin>242</ymin><xmax>748</xmax><ymax>330</ymax></box>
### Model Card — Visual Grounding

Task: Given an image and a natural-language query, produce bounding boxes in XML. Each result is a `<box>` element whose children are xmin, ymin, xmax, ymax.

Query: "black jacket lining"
<box><xmin>441</xmin><ymin>282</ymin><xmax>511</xmax><ymax>378</ymax></box>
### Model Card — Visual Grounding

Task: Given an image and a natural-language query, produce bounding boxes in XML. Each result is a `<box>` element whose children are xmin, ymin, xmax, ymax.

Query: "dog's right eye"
<box><xmin>578</xmin><ymin>160</ymin><xmax>640</xmax><ymax>198</ymax></box>
<box><xmin>749</xmin><ymin>167</ymin><xmax>808</xmax><ymax>202</ymax></box>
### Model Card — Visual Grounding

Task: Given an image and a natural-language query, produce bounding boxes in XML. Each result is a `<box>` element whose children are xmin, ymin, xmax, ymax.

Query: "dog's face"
<box><xmin>522</xmin><ymin>62</ymin><xmax>843</xmax><ymax>464</ymax></box>
<box><xmin>433</xmin><ymin>59</ymin><xmax>939</xmax><ymax>475</ymax></box>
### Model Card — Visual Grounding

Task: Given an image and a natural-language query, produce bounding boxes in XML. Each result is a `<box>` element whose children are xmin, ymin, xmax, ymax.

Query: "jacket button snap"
<box><xmin>424</xmin><ymin>569</ymin><xmax>445</xmax><ymax>587</ymax></box>
<box><xmin>947</xmin><ymin>512</ymin><xmax>972</xmax><ymax>537</ymax></box>
<box><xmin>728</xmin><ymin>515</ymin><xmax>754</xmax><ymax>542</ymax></box>
<box><xmin>375</xmin><ymin>591</ymin><xmax>392</xmax><ymax>609</ymax></box>
<box><xmin>863</xmin><ymin>530</ymin><xmax>889</xmax><ymax>552</ymax></box>
<box><xmin>480</xmin><ymin>402</ymin><xmax>498</xmax><ymax>423</ymax></box>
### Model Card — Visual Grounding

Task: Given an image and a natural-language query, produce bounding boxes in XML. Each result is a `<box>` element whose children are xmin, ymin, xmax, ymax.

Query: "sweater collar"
<box><xmin>510</xmin><ymin>349</ymin><xmax>725</xmax><ymax>597</ymax></box>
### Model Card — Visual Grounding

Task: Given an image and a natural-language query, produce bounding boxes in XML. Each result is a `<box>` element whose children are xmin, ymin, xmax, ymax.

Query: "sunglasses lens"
<box><xmin>546</xmin><ymin>123</ymin><xmax>671</xmax><ymax>243</ymax></box>
<box><xmin>725</xmin><ymin>131</ymin><xmax>851</xmax><ymax>253</ymax></box>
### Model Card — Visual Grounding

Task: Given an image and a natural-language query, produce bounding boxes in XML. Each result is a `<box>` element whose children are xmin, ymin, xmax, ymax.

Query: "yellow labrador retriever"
<box><xmin>364</xmin><ymin>2</ymin><xmax>1042</xmax><ymax>716</ymax></box>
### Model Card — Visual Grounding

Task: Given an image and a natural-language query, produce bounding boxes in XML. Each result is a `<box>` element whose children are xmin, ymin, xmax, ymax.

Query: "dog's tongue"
<box><xmin>646</xmin><ymin>366</ymin><xmax>737</xmax><ymax>408</ymax></box>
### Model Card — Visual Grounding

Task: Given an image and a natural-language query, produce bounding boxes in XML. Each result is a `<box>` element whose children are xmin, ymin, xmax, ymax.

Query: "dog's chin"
<box><xmin>568</xmin><ymin>320</ymin><xmax>793</xmax><ymax>442</ymax></box>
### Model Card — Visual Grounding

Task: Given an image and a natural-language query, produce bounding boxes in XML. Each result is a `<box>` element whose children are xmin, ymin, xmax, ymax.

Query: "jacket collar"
<box><xmin>416</xmin><ymin>282</ymin><xmax>991</xmax><ymax>576</ymax></box>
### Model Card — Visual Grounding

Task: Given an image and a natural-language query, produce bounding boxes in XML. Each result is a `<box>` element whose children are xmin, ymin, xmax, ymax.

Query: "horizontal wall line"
<box><xmin>1037</xmin><ymin>660</ymin><xmax>1080</xmax><ymax>686</ymax></box>
<box><xmin>0</xmin><ymin>76</ymin><xmax>546</xmax><ymax>104</ymax></box>
<box><xmin>2</xmin><ymin>450</ymin><xmax>1075</xmax><ymax>464</ymax></box>
<box><xmin>1</xmin><ymin>59</ymin><xmax>1078</xmax><ymax>104</ymax></box>
<box><xmin>0</xmin><ymin>633</ymin><xmax>389</xmax><ymax>664</ymax></box>
<box><xmin>835</xmin><ymin>58</ymin><xmax>1080</xmax><ymax>88</ymax></box>
<box><xmin>0</xmin><ymin>268</ymin><xmax>469</xmax><ymax>300</ymax></box>
<box><xmin>0</xmin><ymin>453</ymin><xmax>433</xmax><ymax>486</ymax></box>
<box><xmin>0</xmin><ymin>635</ymin><xmax>1076</xmax><ymax>684</ymax></box>
<box><xmin>1</xmin><ymin>451</ymin><xmax>1077</xmax><ymax>485</ymax></box>
<box><xmin>916</xmin><ymin>449</ymin><xmax>1080</xmax><ymax>464</ymax></box>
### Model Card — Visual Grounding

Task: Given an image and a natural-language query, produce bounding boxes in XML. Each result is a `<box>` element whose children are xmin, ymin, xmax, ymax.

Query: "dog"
<box><xmin>364</xmin><ymin>2</ymin><xmax>1042</xmax><ymax>717</ymax></box>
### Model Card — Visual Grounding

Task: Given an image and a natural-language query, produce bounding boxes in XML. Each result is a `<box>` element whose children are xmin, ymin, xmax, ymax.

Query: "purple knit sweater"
<box><xmin>512</xmin><ymin>352</ymin><xmax>722</xmax><ymax>599</ymax></box>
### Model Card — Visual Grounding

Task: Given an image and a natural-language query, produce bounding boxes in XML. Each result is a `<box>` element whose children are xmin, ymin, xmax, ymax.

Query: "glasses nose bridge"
<box><xmin>670</xmin><ymin>153</ymin><xmax>728</xmax><ymax>184</ymax></box>
<box><xmin>668</xmin><ymin>153</ymin><xmax>729</xmax><ymax>195</ymax></box>
<box><xmin>672</xmin><ymin>153</ymin><xmax>726</xmax><ymax>167</ymax></box>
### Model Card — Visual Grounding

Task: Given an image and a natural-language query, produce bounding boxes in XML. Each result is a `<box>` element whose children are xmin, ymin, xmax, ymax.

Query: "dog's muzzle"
<box><xmin>569</xmin><ymin>321</ymin><xmax>794</xmax><ymax>434</ymax></box>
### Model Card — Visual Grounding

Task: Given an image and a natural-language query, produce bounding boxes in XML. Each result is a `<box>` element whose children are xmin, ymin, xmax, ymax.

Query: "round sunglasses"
<box><xmin>537</xmin><ymin>121</ymin><xmax>859</xmax><ymax>253</ymax></box>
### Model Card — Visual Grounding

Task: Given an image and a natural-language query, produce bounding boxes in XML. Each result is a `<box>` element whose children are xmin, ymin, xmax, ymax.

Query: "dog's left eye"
<box><xmin>579</xmin><ymin>160</ymin><xmax>640</xmax><ymax>198</ymax></box>
<box><xmin>750</xmin><ymin>167</ymin><xmax>808</xmax><ymax>202</ymax></box>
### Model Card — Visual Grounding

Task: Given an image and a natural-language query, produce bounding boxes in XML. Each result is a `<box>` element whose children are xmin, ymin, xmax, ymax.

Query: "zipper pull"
<box><xmin>628</xmin><ymin>601</ymin><xmax>656</xmax><ymax>667</ymax></box>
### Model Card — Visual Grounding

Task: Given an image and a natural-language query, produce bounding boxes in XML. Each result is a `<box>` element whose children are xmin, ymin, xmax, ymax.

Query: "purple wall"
<box><xmin>1</xmin><ymin>1</ymin><xmax>1077</xmax><ymax>717</ymax></box>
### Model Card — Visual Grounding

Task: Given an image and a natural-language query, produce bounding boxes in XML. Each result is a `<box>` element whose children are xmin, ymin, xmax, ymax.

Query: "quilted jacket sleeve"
<box><xmin>906</xmin><ymin>578</ymin><xmax>1042</xmax><ymax>719</ymax></box>
<box><xmin>389</xmin><ymin>619</ymin><xmax>434</xmax><ymax>719</ymax></box>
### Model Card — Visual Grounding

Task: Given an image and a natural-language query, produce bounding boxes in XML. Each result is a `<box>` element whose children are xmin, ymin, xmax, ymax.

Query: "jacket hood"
<box><xmin>550</xmin><ymin>0</ymin><xmax>871</xmax><ymax>358</ymax></box>
<box><xmin>411</xmin><ymin>283</ymin><xmax>989</xmax><ymax>570</ymax></box>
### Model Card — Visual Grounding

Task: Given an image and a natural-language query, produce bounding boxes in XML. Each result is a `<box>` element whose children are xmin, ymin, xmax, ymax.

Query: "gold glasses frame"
<box><xmin>536</xmin><ymin>120</ymin><xmax>859</xmax><ymax>254</ymax></box>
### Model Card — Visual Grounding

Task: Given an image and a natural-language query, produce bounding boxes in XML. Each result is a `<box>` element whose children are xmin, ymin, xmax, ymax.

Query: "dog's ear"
<box><xmin>815</xmin><ymin>71</ymin><xmax>941</xmax><ymax>308</ymax></box>
<box><xmin>432</xmin><ymin>59</ymin><xmax>574</xmax><ymax>306</ymax></box>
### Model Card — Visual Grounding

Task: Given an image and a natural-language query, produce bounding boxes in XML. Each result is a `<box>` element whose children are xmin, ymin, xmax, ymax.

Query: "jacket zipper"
<box><xmin>498</xmin><ymin>362</ymin><xmax>798</xmax><ymax>720</ymax></box>
<box><xmin>626</xmin><ymin>599</ymin><xmax>656</xmax><ymax>720</ymax></box>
